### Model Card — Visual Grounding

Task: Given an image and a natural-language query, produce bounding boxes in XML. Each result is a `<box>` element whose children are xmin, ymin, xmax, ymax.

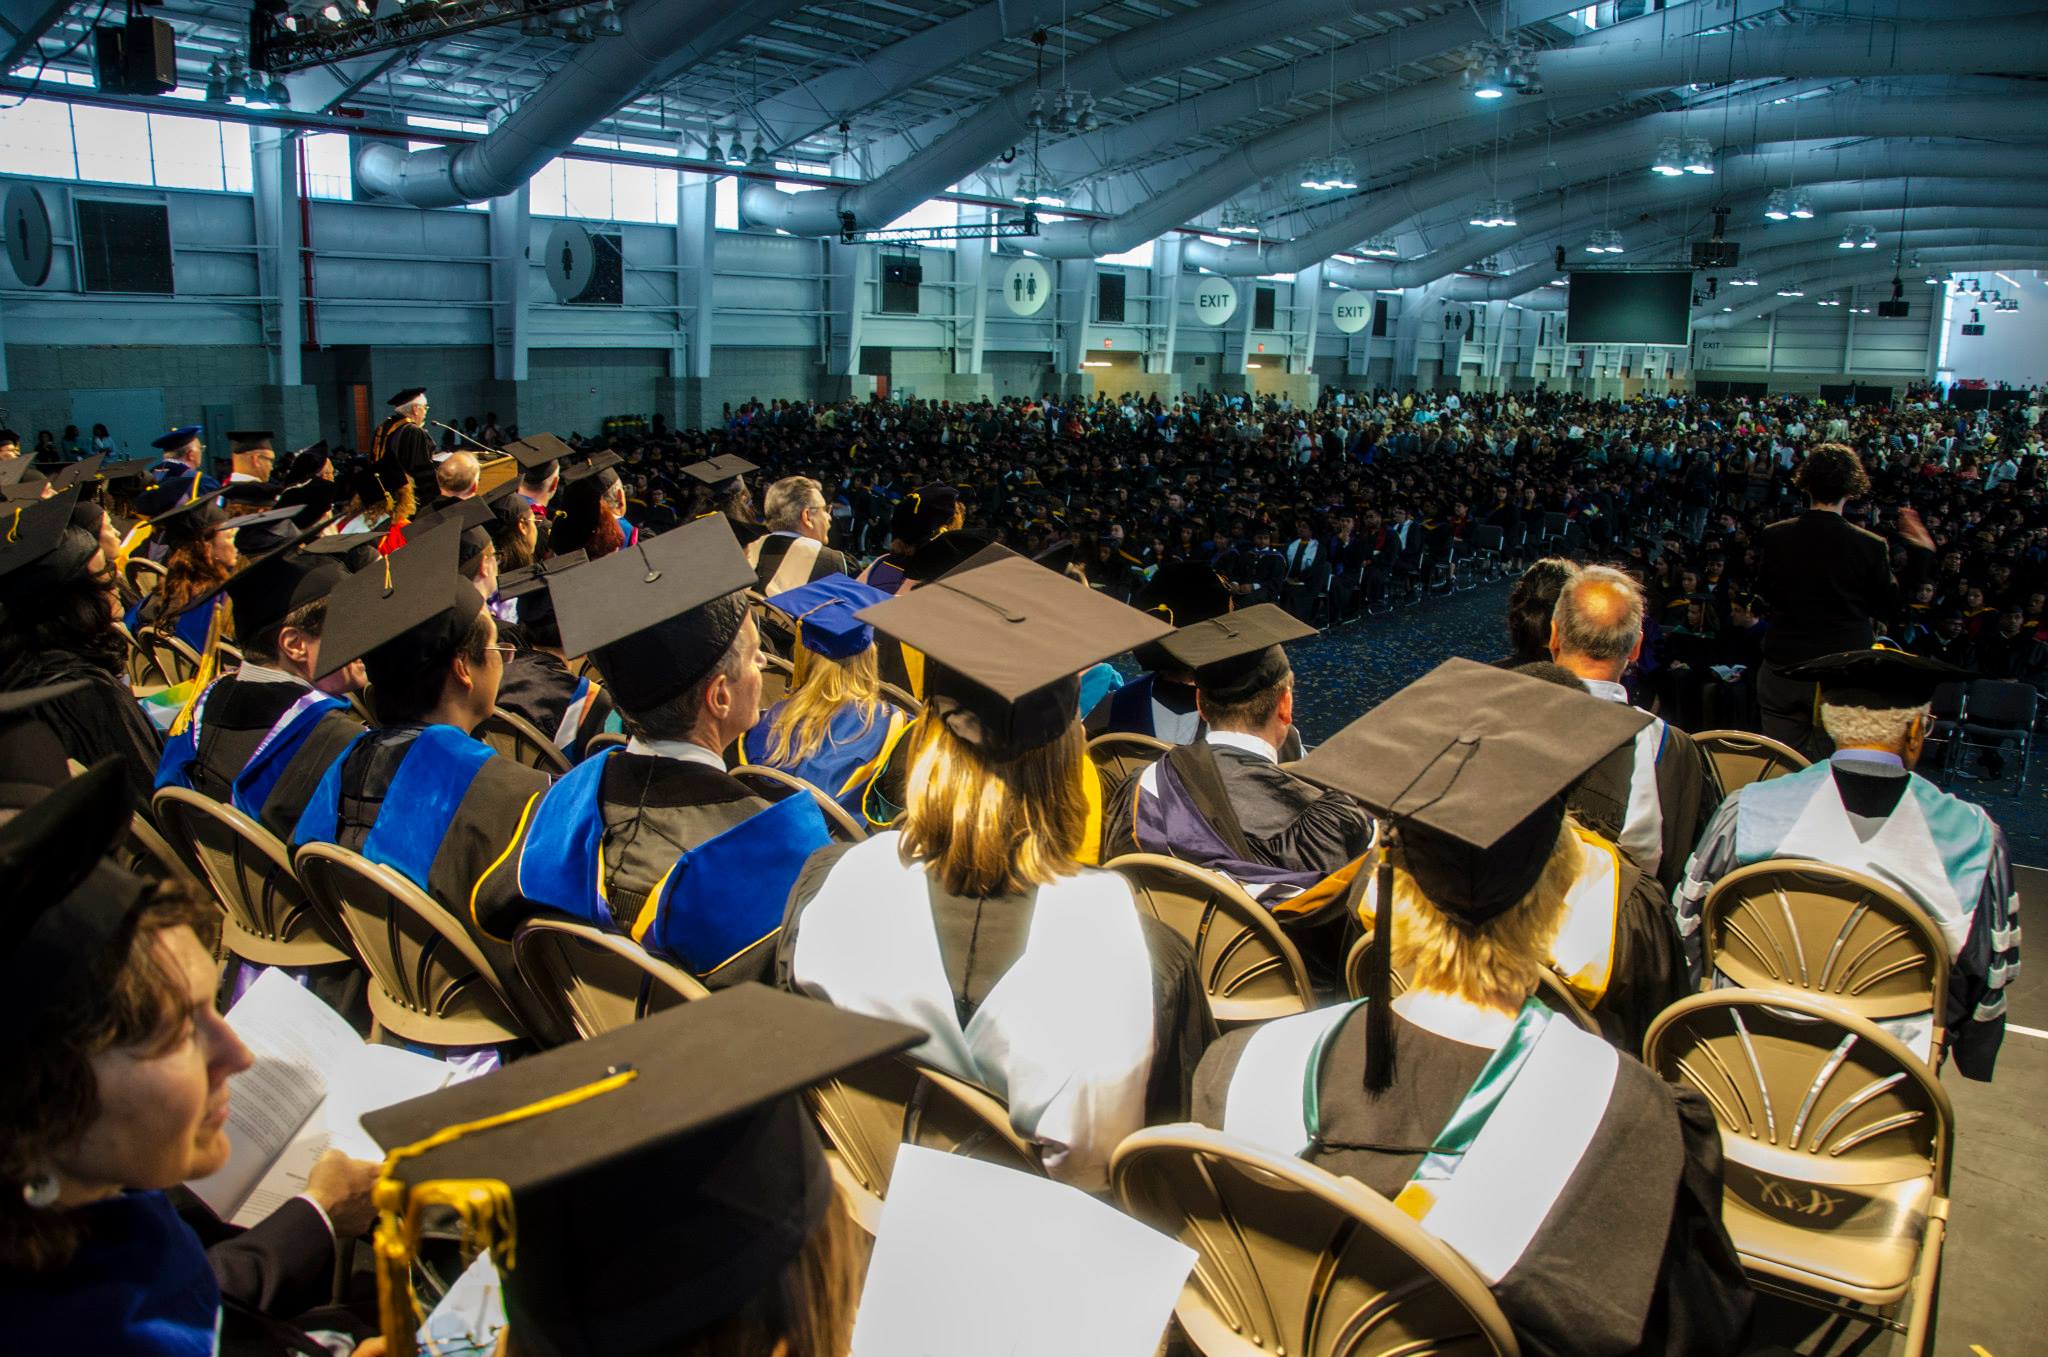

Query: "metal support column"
<box><xmin>487</xmin><ymin>184</ymin><xmax>531</xmax><ymax>382</ymax></box>
<box><xmin>677</xmin><ymin>173</ymin><xmax>716</xmax><ymax>380</ymax></box>
<box><xmin>250</xmin><ymin>129</ymin><xmax>302</xmax><ymax>386</ymax></box>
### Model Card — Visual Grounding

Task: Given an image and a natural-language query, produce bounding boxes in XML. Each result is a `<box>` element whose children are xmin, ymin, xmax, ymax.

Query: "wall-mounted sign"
<box><xmin>1002</xmin><ymin>257</ymin><xmax>1052</xmax><ymax>316</ymax></box>
<box><xmin>1193</xmin><ymin>279</ymin><xmax>1239</xmax><ymax>326</ymax></box>
<box><xmin>1331</xmin><ymin>290</ymin><xmax>1374</xmax><ymax>334</ymax></box>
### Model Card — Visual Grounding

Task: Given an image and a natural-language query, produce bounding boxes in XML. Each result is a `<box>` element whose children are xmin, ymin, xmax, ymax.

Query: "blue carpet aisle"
<box><xmin>1281</xmin><ymin>582</ymin><xmax>2048</xmax><ymax>867</ymax></box>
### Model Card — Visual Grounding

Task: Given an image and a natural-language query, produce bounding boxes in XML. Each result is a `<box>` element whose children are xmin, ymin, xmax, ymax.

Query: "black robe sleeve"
<box><xmin>200</xmin><ymin>1197</ymin><xmax>336</xmax><ymax>1320</ymax></box>
<box><xmin>1655</xmin><ymin>729</ymin><xmax>1722</xmax><ymax>897</ymax></box>
<box><xmin>1631</xmin><ymin>1087</ymin><xmax>1756</xmax><ymax>1357</ymax></box>
<box><xmin>22</xmin><ymin>664</ymin><xmax>164</xmax><ymax>814</ymax></box>
<box><xmin>1593</xmin><ymin>863</ymin><xmax>1690</xmax><ymax>1056</ymax></box>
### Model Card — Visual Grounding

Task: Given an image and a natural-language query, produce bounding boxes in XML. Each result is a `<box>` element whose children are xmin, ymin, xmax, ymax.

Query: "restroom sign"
<box><xmin>1002</xmin><ymin>257</ymin><xmax>1053</xmax><ymax>316</ymax></box>
<box><xmin>1194</xmin><ymin>279</ymin><xmax>1239</xmax><ymax>326</ymax></box>
<box><xmin>1331</xmin><ymin>290</ymin><xmax>1374</xmax><ymax>334</ymax></box>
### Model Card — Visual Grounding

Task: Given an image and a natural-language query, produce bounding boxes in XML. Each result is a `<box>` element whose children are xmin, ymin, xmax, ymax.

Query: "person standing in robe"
<box><xmin>369</xmin><ymin>389</ymin><xmax>438</xmax><ymax>520</ymax></box>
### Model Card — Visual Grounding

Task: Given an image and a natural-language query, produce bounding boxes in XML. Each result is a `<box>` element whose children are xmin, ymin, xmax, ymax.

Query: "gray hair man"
<box><xmin>747</xmin><ymin>474</ymin><xmax>849</xmax><ymax>597</ymax></box>
<box><xmin>1549</xmin><ymin>564</ymin><xmax>1720</xmax><ymax>895</ymax></box>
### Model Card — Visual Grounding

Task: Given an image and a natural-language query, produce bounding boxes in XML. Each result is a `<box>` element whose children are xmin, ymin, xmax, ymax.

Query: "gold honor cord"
<box><xmin>373</xmin><ymin>1066</ymin><xmax>641</xmax><ymax>1357</ymax></box>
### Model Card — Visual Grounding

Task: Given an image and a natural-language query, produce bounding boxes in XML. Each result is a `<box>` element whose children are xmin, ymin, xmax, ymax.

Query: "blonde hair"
<box><xmin>1820</xmin><ymin>701</ymin><xmax>1927</xmax><ymax>751</ymax></box>
<box><xmin>1387</xmin><ymin>818</ymin><xmax>1580</xmax><ymax>1012</ymax></box>
<box><xmin>761</xmin><ymin>644</ymin><xmax>886</xmax><ymax>768</ymax></box>
<box><xmin>897</xmin><ymin>717</ymin><xmax>1088</xmax><ymax>898</ymax></box>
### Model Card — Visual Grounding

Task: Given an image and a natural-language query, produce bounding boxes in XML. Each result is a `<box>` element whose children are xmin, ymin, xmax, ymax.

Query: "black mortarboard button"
<box><xmin>504</xmin><ymin>433</ymin><xmax>575</xmax><ymax>472</ymax></box>
<box><xmin>548</xmin><ymin>517</ymin><xmax>755</xmax><ymax>712</ymax></box>
<box><xmin>0</xmin><ymin>488</ymin><xmax>90</xmax><ymax>583</ymax></box>
<box><xmin>1780</xmin><ymin>645</ymin><xmax>1971</xmax><ymax>709</ymax></box>
<box><xmin>857</xmin><ymin>556</ymin><xmax>1171</xmax><ymax>760</ymax></box>
<box><xmin>560</xmin><ymin>449</ymin><xmax>624</xmax><ymax>483</ymax></box>
<box><xmin>0</xmin><ymin>760</ymin><xmax>153</xmax><ymax>1039</ymax></box>
<box><xmin>312</xmin><ymin>520</ymin><xmax>482</xmax><ymax>679</ymax></box>
<box><xmin>362</xmin><ymin>985</ymin><xmax>920</xmax><ymax>1357</ymax></box>
<box><xmin>1156</xmin><ymin>602</ymin><xmax>1315</xmax><ymax>705</ymax></box>
<box><xmin>680</xmin><ymin>454</ymin><xmax>757</xmax><ymax>488</ymax></box>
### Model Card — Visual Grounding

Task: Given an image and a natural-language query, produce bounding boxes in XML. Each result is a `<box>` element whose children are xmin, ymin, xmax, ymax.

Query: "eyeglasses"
<box><xmin>484</xmin><ymin>643</ymin><xmax>517</xmax><ymax>660</ymax></box>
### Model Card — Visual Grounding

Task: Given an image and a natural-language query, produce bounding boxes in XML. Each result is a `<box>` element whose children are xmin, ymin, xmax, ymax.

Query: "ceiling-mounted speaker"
<box><xmin>4</xmin><ymin>184</ymin><xmax>52</xmax><ymax>287</ymax></box>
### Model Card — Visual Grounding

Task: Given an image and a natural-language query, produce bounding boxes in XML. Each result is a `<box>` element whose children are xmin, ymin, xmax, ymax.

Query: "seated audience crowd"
<box><xmin>0</xmin><ymin>378</ymin><xmax>2034</xmax><ymax>1357</ymax></box>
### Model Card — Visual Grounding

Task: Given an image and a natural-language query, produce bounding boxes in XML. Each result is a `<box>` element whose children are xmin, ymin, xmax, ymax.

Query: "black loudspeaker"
<box><xmin>94</xmin><ymin>17</ymin><xmax>177</xmax><ymax>95</ymax></box>
<box><xmin>1877</xmin><ymin>299</ymin><xmax>1910</xmax><ymax>318</ymax></box>
<box><xmin>1555</xmin><ymin>245</ymin><xmax>1567</xmax><ymax>270</ymax></box>
<box><xmin>1690</xmin><ymin>240</ymin><xmax>1740</xmax><ymax>268</ymax></box>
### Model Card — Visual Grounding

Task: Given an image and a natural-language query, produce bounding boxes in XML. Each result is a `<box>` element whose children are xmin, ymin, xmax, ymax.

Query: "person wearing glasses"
<box><xmin>368</xmin><ymin>388</ymin><xmax>437</xmax><ymax>523</ymax></box>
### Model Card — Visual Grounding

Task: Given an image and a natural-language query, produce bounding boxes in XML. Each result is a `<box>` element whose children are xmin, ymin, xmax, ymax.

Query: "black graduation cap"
<box><xmin>301</xmin><ymin>530</ymin><xmax>384</xmax><ymax>569</ymax></box>
<box><xmin>217</xmin><ymin>480</ymin><xmax>282</xmax><ymax>507</ymax></box>
<box><xmin>0</xmin><ymin>457</ymin><xmax>46</xmax><ymax>501</ymax></box>
<box><xmin>548</xmin><ymin>517</ymin><xmax>756</xmax><ymax>713</ymax></box>
<box><xmin>0</xmin><ymin>681</ymin><xmax>88</xmax><ymax>807</ymax></box>
<box><xmin>0</xmin><ymin>759</ymin><xmax>153</xmax><ymax>1042</ymax></box>
<box><xmin>1133</xmin><ymin>560</ymin><xmax>1233</xmax><ymax>630</ymax></box>
<box><xmin>144</xmin><ymin>494</ymin><xmax>236</xmax><ymax>550</ymax></box>
<box><xmin>560</xmin><ymin>449</ymin><xmax>624</xmax><ymax>483</ymax></box>
<box><xmin>312</xmin><ymin>521</ymin><xmax>483</xmax><ymax>679</ymax></box>
<box><xmin>274</xmin><ymin>477</ymin><xmax>345</xmax><ymax>520</ymax></box>
<box><xmin>680</xmin><ymin>454</ymin><xmax>757</xmax><ymax>489</ymax></box>
<box><xmin>280</xmin><ymin>441</ymin><xmax>331</xmax><ymax>484</ymax></box>
<box><xmin>888</xmin><ymin>483</ymin><xmax>959</xmax><ymax>545</ymax></box>
<box><xmin>47</xmin><ymin>455</ymin><xmax>106</xmax><ymax>493</ymax></box>
<box><xmin>504</xmin><ymin>433</ymin><xmax>575</xmax><ymax>473</ymax></box>
<box><xmin>167</xmin><ymin>513</ymin><xmax>344</xmax><ymax>637</ymax></box>
<box><xmin>406</xmin><ymin>493</ymin><xmax>495</xmax><ymax>538</ymax></box>
<box><xmin>227</xmin><ymin>430</ymin><xmax>275</xmax><ymax>452</ymax></box>
<box><xmin>858</xmin><ymin>556</ymin><xmax>1172</xmax><ymax>760</ymax></box>
<box><xmin>0</xmin><ymin>488</ymin><xmax>90</xmax><ymax>584</ymax></box>
<box><xmin>220</xmin><ymin>501</ymin><xmax>324</xmax><ymax>557</ymax></box>
<box><xmin>361</xmin><ymin>986</ymin><xmax>920</xmax><ymax>1357</ymax></box>
<box><xmin>900</xmin><ymin>530</ymin><xmax>1000</xmax><ymax>583</ymax></box>
<box><xmin>98</xmin><ymin>456</ymin><xmax>159</xmax><ymax>488</ymax></box>
<box><xmin>1156</xmin><ymin>602</ymin><xmax>1314</xmax><ymax>705</ymax></box>
<box><xmin>385</xmin><ymin>388</ymin><xmax>426</xmax><ymax>407</ymax></box>
<box><xmin>1290</xmin><ymin>659</ymin><xmax>1648</xmax><ymax>1091</ymax></box>
<box><xmin>495</xmin><ymin>549</ymin><xmax>587</xmax><ymax>602</ymax></box>
<box><xmin>1780</xmin><ymin>646</ymin><xmax>1970</xmax><ymax>709</ymax></box>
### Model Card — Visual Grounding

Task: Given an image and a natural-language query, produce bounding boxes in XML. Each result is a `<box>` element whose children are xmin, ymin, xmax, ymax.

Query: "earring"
<box><xmin>20</xmin><ymin>1169</ymin><xmax>60</xmax><ymax>1209</ymax></box>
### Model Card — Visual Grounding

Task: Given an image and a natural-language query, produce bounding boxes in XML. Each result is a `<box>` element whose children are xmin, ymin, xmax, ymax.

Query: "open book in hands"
<box><xmin>189</xmin><ymin>969</ymin><xmax>474</xmax><ymax>1228</ymax></box>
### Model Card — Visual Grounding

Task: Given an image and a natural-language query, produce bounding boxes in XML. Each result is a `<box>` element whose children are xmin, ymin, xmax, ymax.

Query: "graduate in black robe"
<box><xmin>1199</xmin><ymin>661</ymin><xmax>1751</xmax><ymax>1357</ymax></box>
<box><xmin>491</xmin><ymin>551</ymin><xmax>618</xmax><ymax>764</ymax></box>
<box><xmin>1084</xmin><ymin>560</ymin><xmax>1233</xmax><ymax>744</ymax></box>
<box><xmin>369</xmin><ymin>388</ymin><xmax>438</xmax><ymax>514</ymax></box>
<box><xmin>473</xmin><ymin>518</ymin><xmax>827</xmax><ymax>987</ymax></box>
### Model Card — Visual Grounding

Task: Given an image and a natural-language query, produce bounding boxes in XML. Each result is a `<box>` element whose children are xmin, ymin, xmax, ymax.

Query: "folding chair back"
<box><xmin>758</xmin><ymin>652</ymin><xmax>793</xmax><ymax>711</ymax></box>
<box><xmin>124</xmin><ymin>555</ymin><xmax>166</xmax><ymax>598</ymax></box>
<box><xmin>729</xmin><ymin>763</ymin><xmax>867</xmax><ymax>842</ymax></box>
<box><xmin>473</xmin><ymin>707</ymin><xmax>573</xmax><ymax>776</ymax></box>
<box><xmin>153</xmin><ymin>787</ymin><xmax>353</xmax><ymax>969</ymax></box>
<box><xmin>1342</xmin><ymin>934</ymin><xmax>1601</xmax><ymax>1036</ymax></box>
<box><xmin>1956</xmin><ymin>679</ymin><xmax>2037</xmax><ymax>788</ymax></box>
<box><xmin>583</xmin><ymin>730</ymin><xmax>627</xmax><ymax>755</ymax></box>
<box><xmin>1113</xmin><ymin>1126</ymin><xmax>1519</xmax><ymax>1357</ymax></box>
<box><xmin>1085</xmin><ymin>731</ymin><xmax>1173</xmax><ymax>786</ymax></box>
<box><xmin>1701</xmin><ymin>859</ymin><xmax>1950</xmax><ymax>1049</ymax></box>
<box><xmin>293</xmin><ymin>842</ymin><xmax>524</xmax><ymax>1049</ymax></box>
<box><xmin>1106</xmin><ymin>852</ymin><xmax>1313</xmax><ymax>1025</ymax></box>
<box><xmin>806</xmin><ymin>1057</ymin><xmax>1044</xmax><ymax>1233</ymax></box>
<box><xmin>1693</xmin><ymin>728</ymin><xmax>1810</xmax><ymax>795</ymax></box>
<box><xmin>1643</xmin><ymin>992</ymin><xmax>1951</xmax><ymax>1350</ymax></box>
<box><xmin>115</xmin><ymin>621</ymin><xmax>173</xmax><ymax>690</ymax></box>
<box><xmin>139</xmin><ymin>625</ymin><xmax>202</xmax><ymax>687</ymax></box>
<box><xmin>511</xmin><ymin>914</ymin><xmax>706</xmax><ymax>1039</ymax></box>
<box><xmin>877</xmin><ymin>680</ymin><xmax>923</xmax><ymax>716</ymax></box>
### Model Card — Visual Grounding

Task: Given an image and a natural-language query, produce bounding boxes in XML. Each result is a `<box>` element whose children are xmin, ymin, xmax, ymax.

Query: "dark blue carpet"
<box><xmin>1280</xmin><ymin>582</ymin><xmax>2048</xmax><ymax>866</ymax></box>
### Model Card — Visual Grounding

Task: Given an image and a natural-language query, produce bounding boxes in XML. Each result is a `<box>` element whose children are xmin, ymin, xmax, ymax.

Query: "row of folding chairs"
<box><xmin>1921</xmin><ymin>678</ymin><xmax>2038</xmax><ymax>788</ymax></box>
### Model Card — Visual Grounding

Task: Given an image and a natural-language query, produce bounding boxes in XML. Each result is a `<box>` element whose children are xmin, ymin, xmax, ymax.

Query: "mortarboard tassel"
<box><xmin>1363</xmin><ymin>830</ymin><xmax>1398</xmax><ymax>1095</ymax></box>
<box><xmin>167</xmin><ymin>596</ymin><xmax>232</xmax><ymax>740</ymax></box>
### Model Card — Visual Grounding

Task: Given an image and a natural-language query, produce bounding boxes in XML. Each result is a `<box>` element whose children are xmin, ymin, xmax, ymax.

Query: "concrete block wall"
<box><xmin>697</xmin><ymin>347</ymin><xmax>826</xmax><ymax>425</ymax></box>
<box><xmin>516</xmin><ymin>348</ymin><xmax>670</xmax><ymax>442</ymax></box>
<box><xmin>985</xmin><ymin>352</ymin><xmax>1053</xmax><ymax>399</ymax></box>
<box><xmin>2</xmin><ymin>344</ymin><xmax>285</xmax><ymax>455</ymax></box>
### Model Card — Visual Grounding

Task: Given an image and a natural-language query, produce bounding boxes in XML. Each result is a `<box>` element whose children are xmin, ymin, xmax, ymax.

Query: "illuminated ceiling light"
<box><xmin>1650</xmin><ymin>138</ymin><xmax>1684</xmax><ymax>176</ymax></box>
<box><xmin>1788</xmin><ymin>189</ymin><xmax>1814</xmax><ymax>220</ymax></box>
<box><xmin>225</xmin><ymin>61</ymin><xmax>252</xmax><ymax>100</ymax></box>
<box><xmin>1777</xmin><ymin>285</ymin><xmax>1805</xmax><ymax>297</ymax></box>
<box><xmin>1837</xmin><ymin>230</ymin><xmax>1858</xmax><ymax>250</ymax></box>
<box><xmin>1327</xmin><ymin>157</ymin><xmax>1358</xmax><ymax>191</ymax></box>
<box><xmin>1468</xmin><ymin>60</ymin><xmax>1506</xmax><ymax>99</ymax></box>
<box><xmin>1857</xmin><ymin>225</ymin><xmax>1877</xmax><ymax>249</ymax></box>
<box><xmin>203</xmin><ymin>60</ymin><xmax>227</xmax><ymax>102</ymax></box>
<box><xmin>1763</xmin><ymin>189</ymin><xmax>1790</xmax><ymax>222</ymax></box>
<box><xmin>722</xmin><ymin>133</ymin><xmax>748</xmax><ymax>167</ymax></box>
<box><xmin>1586</xmin><ymin>228</ymin><xmax>1624</xmax><ymax>254</ymax></box>
<box><xmin>1469</xmin><ymin>198</ymin><xmax>1515</xmax><ymax>228</ymax></box>
<box><xmin>1683</xmin><ymin>139</ymin><xmax>1715</xmax><ymax>174</ymax></box>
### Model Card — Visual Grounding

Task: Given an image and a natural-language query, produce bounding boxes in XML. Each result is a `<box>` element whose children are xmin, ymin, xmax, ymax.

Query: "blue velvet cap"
<box><xmin>769</xmin><ymin>573</ymin><xmax>889</xmax><ymax>660</ymax></box>
<box><xmin>151</xmin><ymin>425</ymin><xmax>203</xmax><ymax>451</ymax></box>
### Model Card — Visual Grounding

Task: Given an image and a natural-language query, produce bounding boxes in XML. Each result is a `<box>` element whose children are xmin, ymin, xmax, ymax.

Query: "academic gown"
<box><xmin>779</xmin><ymin>834</ymin><xmax>1215</xmax><ymax>1188</ymax></box>
<box><xmin>1193</xmin><ymin>1006</ymin><xmax>1752</xmax><ymax>1357</ymax></box>
<box><xmin>3</xmin><ymin>654</ymin><xmax>164</xmax><ymax>813</ymax></box>
<box><xmin>1083</xmin><ymin>671</ymin><xmax>1205</xmax><ymax>743</ymax></box>
<box><xmin>0</xmin><ymin>1190</ymin><xmax>341</xmax><ymax>1357</ymax></box>
<box><xmin>472</xmin><ymin>748</ymin><xmax>827</xmax><ymax>986</ymax></box>
<box><xmin>1674</xmin><ymin>753</ymin><xmax>2021</xmax><ymax>1078</ymax></box>
<box><xmin>742</xmin><ymin>700</ymin><xmax>906</xmax><ymax>811</ymax></box>
<box><xmin>494</xmin><ymin>651</ymin><xmax>617</xmax><ymax>762</ymax></box>
<box><xmin>1569</xmin><ymin>697</ymin><xmax>1720</xmax><ymax>898</ymax></box>
<box><xmin>370</xmin><ymin>415</ymin><xmax>436</xmax><ymax>497</ymax></box>
<box><xmin>291</xmin><ymin>723</ymin><xmax>551</xmax><ymax>993</ymax></box>
<box><xmin>154</xmin><ymin>666</ymin><xmax>357</xmax><ymax>811</ymax></box>
<box><xmin>127</xmin><ymin>592</ymin><xmax>224</xmax><ymax>656</ymax></box>
<box><xmin>747</xmin><ymin>530</ymin><xmax>850</xmax><ymax>596</ymax></box>
<box><xmin>1549</xmin><ymin>828</ymin><xmax>1691</xmax><ymax>1054</ymax></box>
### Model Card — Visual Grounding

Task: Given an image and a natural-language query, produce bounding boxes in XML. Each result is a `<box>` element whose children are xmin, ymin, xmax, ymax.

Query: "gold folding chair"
<box><xmin>473</xmin><ymin>706</ymin><xmax>573</xmax><ymax>776</ymax></box>
<box><xmin>877</xmin><ymin>680</ymin><xmax>923</xmax><ymax>716</ymax></box>
<box><xmin>153</xmin><ymin>787</ymin><xmax>353</xmax><ymax>971</ymax></box>
<box><xmin>511</xmin><ymin>914</ymin><xmax>707</xmax><ymax>1039</ymax></box>
<box><xmin>293</xmin><ymin>842</ymin><xmax>525</xmax><ymax>1049</ymax></box>
<box><xmin>807</xmin><ymin>1056</ymin><xmax>1044</xmax><ymax>1234</ymax></box>
<box><xmin>1693</xmin><ymin>729</ymin><xmax>1811</xmax><ymax>796</ymax></box>
<box><xmin>583</xmin><ymin>730</ymin><xmax>627</xmax><ymax>755</ymax></box>
<box><xmin>729</xmin><ymin>762</ymin><xmax>867</xmax><ymax>842</ymax></box>
<box><xmin>1113</xmin><ymin>1125</ymin><xmax>1520</xmax><ymax>1357</ymax></box>
<box><xmin>137</xmin><ymin>624</ymin><xmax>202</xmax><ymax>688</ymax></box>
<box><xmin>115</xmin><ymin>621</ymin><xmax>175</xmax><ymax>691</ymax></box>
<box><xmin>123</xmin><ymin>555</ymin><xmax>167</xmax><ymax>598</ymax></box>
<box><xmin>1644</xmin><ymin>991</ymin><xmax>1951</xmax><ymax>1357</ymax></box>
<box><xmin>758</xmin><ymin>652</ymin><xmax>794</xmax><ymax>712</ymax></box>
<box><xmin>1107</xmin><ymin>852</ymin><xmax>1313</xmax><ymax>1026</ymax></box>
<box><xmin>1341</xmin><ymin>934</ymin><xmax>1601</xmax><ymax>1037</ymax></box>
<box><xmin>1701</xmin><ymin>859</ymin><xmax>1950</xmax><ymax>1063</ymax></box>
<box><xmin>1086</xmin><ymin>730</ymin><xmax>1174</xmax><ymax>785</ymax></box>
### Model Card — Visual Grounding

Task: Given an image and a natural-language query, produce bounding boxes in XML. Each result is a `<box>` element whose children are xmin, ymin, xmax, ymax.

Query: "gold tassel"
<box><xmin>167</xmin><ymin>596</ymin><xmax>232</xmax><ymax>739</ymax></box>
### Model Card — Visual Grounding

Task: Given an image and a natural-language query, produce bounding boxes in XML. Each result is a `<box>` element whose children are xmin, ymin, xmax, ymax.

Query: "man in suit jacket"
<box><xmin>1756</xmin><ymin>444</ymin><xmax>1933</xmax><ymax>753</ymax></box>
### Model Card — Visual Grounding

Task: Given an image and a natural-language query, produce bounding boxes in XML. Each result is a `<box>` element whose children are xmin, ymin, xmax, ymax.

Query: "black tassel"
<box><xmin>1364</xmin><ymin>837</ymin><xmax>1398</xmax><ymax>1095</ymax></box>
